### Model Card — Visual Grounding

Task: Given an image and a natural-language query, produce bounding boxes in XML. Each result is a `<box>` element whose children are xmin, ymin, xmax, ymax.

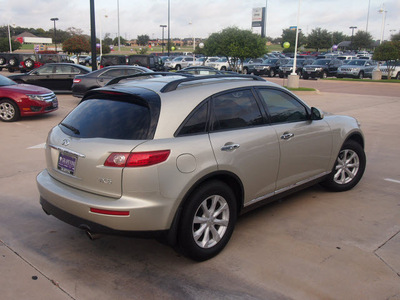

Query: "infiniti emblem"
<box><xmin>62</xmin><ymin>139</ymin><xmax>70</xmax><ymax>146</ymax></box>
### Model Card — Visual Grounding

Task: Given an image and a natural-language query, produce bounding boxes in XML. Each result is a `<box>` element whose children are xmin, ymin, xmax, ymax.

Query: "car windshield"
<box><xmin>216</xmin><ymin>58</ymin><xmax>227</xmax><ymax>62</ymax></box>
<box><xmin>172</xmin><ymin>57</ymin><xmax>184</xmax><ymax>61</ymax></box>
<box><xmin>313</xmin><ymin>60</ymin><xmax>330</xmax><ymax>65</ymax></box>
<box><xmin>345</xmin><ymin>60</ymin><xmax>367</xmax><ymax>66</ymax></box>
<box><xmin>0</xmin><ymin>75</ymin><xmax>17</xmax><ymax>86</ymax></box>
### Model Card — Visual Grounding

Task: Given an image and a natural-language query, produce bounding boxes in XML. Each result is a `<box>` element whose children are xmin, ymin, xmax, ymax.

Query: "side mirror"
<box><xmin>311</xmin><ymin>107</ymin><xmax>324</xmax><ymax>120</ymax></box>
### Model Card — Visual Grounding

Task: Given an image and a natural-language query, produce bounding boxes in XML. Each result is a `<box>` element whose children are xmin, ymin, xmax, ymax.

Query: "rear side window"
<box><xmin>60</xmin><ymin>99</ymin><xmax>151</xmax><ymax>140</ymax></box>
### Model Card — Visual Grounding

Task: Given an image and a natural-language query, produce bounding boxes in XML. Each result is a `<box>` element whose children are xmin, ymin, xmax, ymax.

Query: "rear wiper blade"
<box><xmin>60</xmin><ymin>123</ymin><xmax>80</xmax><ymax>135</ymax></box>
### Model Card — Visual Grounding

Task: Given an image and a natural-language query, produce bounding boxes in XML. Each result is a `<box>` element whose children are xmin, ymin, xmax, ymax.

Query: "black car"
<box><xmin>250</xmin><ymin>58</ymin><xmax>290</xmax><ymax>77</ymax></box>
<box><xmin>278</xmin><ymin>58</ymin><xmax>316</xmax><ymax>78</ymax></box>
<box><xmin>127</xmin><ymin>55</ymin><xmax>165</xmax><ymax>71</ymax></box>
<box><xmin>8</xmin><ymin>63</ymin><xmax>91</xmax><ymax>92</ymax></box>
<box><xmin>302</xmin><ymin>59</ymin><xmax>343</xmax><ymax>79</ymax></box>
<box><xmin>100</xmin><ymin>55</ymin><xmax>127</xmax><ymax>68</ymax></box>
<box><xmin>72</xmin><ymin>65</ymin><xmax>154</xmax><ymax>98</ymax></box>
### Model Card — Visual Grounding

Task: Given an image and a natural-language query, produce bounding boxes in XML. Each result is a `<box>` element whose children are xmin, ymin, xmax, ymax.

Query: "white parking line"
<box><xmin>27</xmin><ymin>143</ymin><xmax>46</xmax><ymax>149</ymax></box>
<box><xmin>384</xmin><ymin>178</ymin><xmax>400</xmax><ymax>184</ymax></box>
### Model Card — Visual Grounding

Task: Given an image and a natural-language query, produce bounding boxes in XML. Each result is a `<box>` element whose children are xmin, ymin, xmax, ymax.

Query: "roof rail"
<box><xmin>160</xmin><ymin>74</ymin><xmax>266</xmax><ymax>93</ymax></box>
<box><xmin>105</xmin><ymin>72</ymin><xmax>193</xmax><ymax>86</ymax></box>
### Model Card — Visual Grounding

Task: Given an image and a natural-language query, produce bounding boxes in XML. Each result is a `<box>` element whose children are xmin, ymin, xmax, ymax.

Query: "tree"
<box><xmin>113</xmin><ymin>36</ymin><xmax>127</xmax><ymax>46</ymax></box>
<box><xmin>351</xmin><ymin>30</ymin><xmax>374</xmax><ymax>50</ymax></box>
<box><xmin>332</xmin><ymin>31</ymin><xmax>348</xmax><ymax>46</ymax></box>
<box><xmin>306</xmin><ymin>28</ymin><xmax>332</xmax><ymax>51</ymax></box>
<box><xmin>373</xmin><ymin>41</ymin><xmax>400</xmax><ymax>79</ymax></box>
<box><xmin>0</xmin><ymin>38</ymin><xmax>21</xmax><ymax>52</ymax></box>
<box><xmin>62</xmin><ymin>35</ymin><xmax>90</xmax><ymax>56</ymax></box>
<box><xmin>202</xmin><ymin>27</ymin><xmax>267</xmax><ymax>72</ymax></box>
<box><xmin>137</xmin><ymin>34</ymin><xmax>150</xmax><ymax>46</ymax></box>
<box><xmin>280</xmin><ymin>28</ymin><xmax>306</xmax><ymax>53</ymax></box>
<box><xmin>391</xmin><ymin>32</ymin><xmax>400</xmax><ymax>42</ymax></box>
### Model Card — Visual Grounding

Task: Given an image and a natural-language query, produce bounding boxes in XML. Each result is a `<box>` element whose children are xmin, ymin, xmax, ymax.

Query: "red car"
<box><xmin>0</xmin><ymin>74</ymin><xmax>58</xmax><ymax>122</ymax></box>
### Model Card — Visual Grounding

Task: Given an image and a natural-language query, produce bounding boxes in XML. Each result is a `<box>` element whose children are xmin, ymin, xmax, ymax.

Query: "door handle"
<box><xmin>281</xmin><ymin>132</ymin><xmax>294</xmax><ymax>140</ymax></box>
<box><xmin>221</xmin><ymin>144</ymin><xmax>240</xmax><ymax>151</ymax></box>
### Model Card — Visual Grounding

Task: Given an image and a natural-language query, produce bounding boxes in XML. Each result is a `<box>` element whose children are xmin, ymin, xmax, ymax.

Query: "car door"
<box><xmin>51</xmin><ymin>64</ymin><xmax>75</xmax><ymax>90</ymax></box>
<box><xmin>26</xmin><ymin>65</ymin><xmax>55</xmax><ymax>88</ymax></box>
<box><xmin>208</xmin><ymin>88</ymin><xmax>280</xmax><ymax>205</ymax></box>
<box><xmin>256</xmin><ymin>88</ymin><xmax>332</xmax><ymax>191</ymax></box>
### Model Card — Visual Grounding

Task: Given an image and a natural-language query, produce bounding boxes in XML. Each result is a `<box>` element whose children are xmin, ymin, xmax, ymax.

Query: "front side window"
<box><xmin>257</xmin><ymin>89</ymin><xmax>308</xmax><ymax>124</ymax></box>
<box><xmin>36</xmin><ymin>66</ymin><xmax>53</xmax><ymax>75</ymax></box>
<box><xmin>211</xmin><ymin>89</ymin><xmax>263</xmax><ymax>131</ymax></box>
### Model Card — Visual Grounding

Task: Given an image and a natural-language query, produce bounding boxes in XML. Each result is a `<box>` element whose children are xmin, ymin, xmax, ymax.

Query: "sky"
<box><xmin>1</xmin><ymin>0</ymin><xmax>399</xmax><ymax>43</ymax></box>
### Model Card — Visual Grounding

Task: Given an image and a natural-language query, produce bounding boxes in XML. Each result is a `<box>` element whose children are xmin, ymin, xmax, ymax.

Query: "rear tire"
<box><xmin>24</xmin><ymin>58</ymin><xmax>34</xmax><ymax>70</ymax></box>
<box><xmin>178</xmin><ymin>180</ymin><xmax>237</xmax><ymax>261</ymax></box>
<box><xmin>321</xmin><ymin>140</ymin><xmax>366</xmax><ymax>192</ymax></box>
<box><xmin>0</xmin><ymin>99</ymin><xmax>20</xmax><ymax>122</ymax></box>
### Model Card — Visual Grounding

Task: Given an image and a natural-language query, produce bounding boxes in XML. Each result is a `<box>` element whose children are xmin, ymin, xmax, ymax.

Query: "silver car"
<box><xmin>336</xmin><ymin>59</ymin><xmax>377</xmax><ymax>79</ymax></box>
<box><xmin>37</xmin><ymin>74</ymin><xmax>366</xmax><ymax>261</ymax></box>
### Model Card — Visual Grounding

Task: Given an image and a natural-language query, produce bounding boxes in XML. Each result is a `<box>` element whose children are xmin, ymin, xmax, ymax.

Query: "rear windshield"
<box><xmin>60</xmin><ymin>99</ymin><xmax>151</xmax><ymax>140</ymax></box>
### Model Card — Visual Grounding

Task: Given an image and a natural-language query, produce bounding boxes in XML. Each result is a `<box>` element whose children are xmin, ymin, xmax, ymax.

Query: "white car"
<box><xmin>373</xmin><ymin>61</ymin><xmax>400</xmax><ymax>79</ymax></box>
<box><xmin>164</xmin><ymin>56</ymin><xmax>193</xmax><ymax>70</ymax></box>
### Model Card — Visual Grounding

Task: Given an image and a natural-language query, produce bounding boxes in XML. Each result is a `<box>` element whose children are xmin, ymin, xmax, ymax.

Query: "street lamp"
<box><xmin>7</xmin><ymin>23</ymin><xmax>13</xmax><ymax>52</ymax></box>
<box><xmin>378</xmin><ymin>5</ymin><xmax>387</xmax><ymax>44</ymax></box>
<box><xmin>50</xmin><ymin>18</ymin><xmax>59</xmax><ymax>52</ymax></box>
<box><xmin>160</xmin><ymin>25</ymin><xmax>167</xmax><ymax>54</ymax></box>
<box><xmin>287</xmin><ymin>0</ymin><xmax>301</xmax><ymax>89</ymax></box>
<box><xmin>349</xmin><ymin>26</ymin><xmax>357</xmax><ymax>50</ymax></box>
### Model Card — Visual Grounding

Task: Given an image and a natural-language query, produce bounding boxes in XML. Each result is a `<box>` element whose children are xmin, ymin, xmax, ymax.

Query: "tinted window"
<box><xmin>177</xmin><ymin>102</ymin><xmax>208</xmax><ymax>136</ymax></box>
<box><xmin>258</xmin><ymin>89</ymin><xmax>308</xmax><ymax>123</ymax></box>
<box><xmin>100</xmin><ymin>69</ymin><xmax>125</xmax><ymax>77</ymax></box>
<box><xmin>60</xmin><ymin>99</ymin><xmax>150</xmax><ymax>140</ymax></box>
<box><xmin>212</xmin><ymin>89</ymin><xmax>263</xmax><ymax>131</ymax></box>
<box><xmin>37</xmin><ymin>66</ymin><xmax>53</xmax><ymax>75</ymax></box>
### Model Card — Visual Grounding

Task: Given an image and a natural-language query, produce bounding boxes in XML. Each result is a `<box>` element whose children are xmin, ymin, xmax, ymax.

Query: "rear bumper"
<box><xmin>36</xmin><ymin>170</ymin><xmax>177</xmax><ymax>232</ymax></box>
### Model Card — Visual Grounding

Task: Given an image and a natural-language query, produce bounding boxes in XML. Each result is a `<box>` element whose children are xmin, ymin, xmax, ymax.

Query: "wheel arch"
<box><xmin>344</xmin><ymin>132</ymin><xmax>365</xmax><ymax>149</ymax></box>
<box><xmin>165</xmin><ymin>171</ymin><xmax>244</xmax><ymax>246</ymax></box>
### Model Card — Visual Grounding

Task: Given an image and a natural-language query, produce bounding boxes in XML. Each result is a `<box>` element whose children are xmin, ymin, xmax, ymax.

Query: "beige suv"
<box><xmin>37</xmin><ymin>74</ymin><xmax>366</xmax><ymax>261</ymax></box>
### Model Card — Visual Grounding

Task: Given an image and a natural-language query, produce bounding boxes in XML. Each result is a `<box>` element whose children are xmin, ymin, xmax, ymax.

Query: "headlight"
<box><xmin>27</xmin><ymin>94</ymin><xmax>46</xmax><ymax>101</ymax></box>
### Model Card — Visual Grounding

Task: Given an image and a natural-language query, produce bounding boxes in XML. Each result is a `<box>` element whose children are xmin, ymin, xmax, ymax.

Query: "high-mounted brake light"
<box><xmin>104</xmin><ymin>150</ymin><xmax>170</xmax><ymax>167</ymax></box>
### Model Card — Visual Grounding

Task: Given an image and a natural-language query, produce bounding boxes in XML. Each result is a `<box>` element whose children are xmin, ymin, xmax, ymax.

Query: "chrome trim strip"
<box><xmin>244</xmin><ymin>171</ymin><xmax>330</xmax><ymax>208</ymax></box>
<box><xmin>49</xmin><ymin>144</ymin><xmax>86</xmax><ymax>158</ymax></box>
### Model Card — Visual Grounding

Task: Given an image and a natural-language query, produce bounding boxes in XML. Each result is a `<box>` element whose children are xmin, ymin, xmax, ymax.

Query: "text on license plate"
<box><xmin>58</xmin><ymin>152</ymin><xmax>77</xmax><ymax>175</ymax></box>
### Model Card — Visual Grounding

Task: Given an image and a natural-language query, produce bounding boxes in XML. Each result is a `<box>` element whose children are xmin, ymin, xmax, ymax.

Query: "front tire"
<box><xmin>178</xmin><ymin>180</ymin><xmax>237</xmax><ymax>261</ymax></box>
<box><xmin>321</xmin><ymin>140</ymin><xmax>366</xmax><ymax>192</ymax></box>
<box><xmin>0</xmin><ymin>99</ymin><xmax>20</xmax><ymax>122</ymax></box>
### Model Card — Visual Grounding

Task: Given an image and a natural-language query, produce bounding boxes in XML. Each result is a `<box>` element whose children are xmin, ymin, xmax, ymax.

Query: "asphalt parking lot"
<box><xmin>1</xmin><ymin>71</ymin><xmax>400</xmax><ymax>300</ymax></box>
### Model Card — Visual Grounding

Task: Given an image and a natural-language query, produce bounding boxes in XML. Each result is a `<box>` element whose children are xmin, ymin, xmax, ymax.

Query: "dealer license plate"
<box><xmin>57</xmin><ymin>152</ymin><xmax>77</xmax><ymax>175</ymax></box>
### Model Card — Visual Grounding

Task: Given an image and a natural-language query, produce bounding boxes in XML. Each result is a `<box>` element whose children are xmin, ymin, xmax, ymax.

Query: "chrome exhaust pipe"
<box><xmin>85</xmin><ymin>230</ymin><xmax>102</xmax><ymax>240</ymax></box>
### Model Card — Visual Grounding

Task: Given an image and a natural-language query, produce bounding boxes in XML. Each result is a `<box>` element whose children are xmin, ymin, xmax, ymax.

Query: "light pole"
<box><xmin>160</xmin><ymin>25</ymin><xmax>167</xmax><ymax>54</ymax></box>
<box><xmin>50</xmin><ymin>18</ymin><xmax>59</xmax><ymax>52</ymax></box>
<box><xmin>7</xmin><ymin>23</ymin><xmax>13</xmax><ymax>52</ymax></box>
<box><xmin>287</xmin><ymin>0</ymin><xmax>301</xmax><ymax>89</ymax></box>
<box><xmin>168</xmin><ymin>0</ymin><xmax>170</xmax><ymax>56</ymax></box>
<box><xmin>349</xmin><ymin>26</ymin><xmax>357</xmax><ymax>50</ymax></box>
<box><xmin>117</xmin><ymin>0</ymin><xmax>121</xmax><ymax>51</ymax></box>
<box><xmin>378</xmin><ymin>4</ymin><xmax>387</xmax><ymax>44</ymax></box>
<box><xmin>100</xmin><ymin>15</ymin><xmax>108</xmax><ymax>58</ymax></box>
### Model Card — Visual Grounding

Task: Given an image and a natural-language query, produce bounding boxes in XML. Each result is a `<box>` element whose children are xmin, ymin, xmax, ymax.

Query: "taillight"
<box><xmin>104</xmin><ymin>150</ymin><xmax>170</xmax><ymax>167</ymax></box>
<box><xmin>73</xmin><ymin>79</ymin><xmax>81</xmax><ymax>83</ymax></box>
